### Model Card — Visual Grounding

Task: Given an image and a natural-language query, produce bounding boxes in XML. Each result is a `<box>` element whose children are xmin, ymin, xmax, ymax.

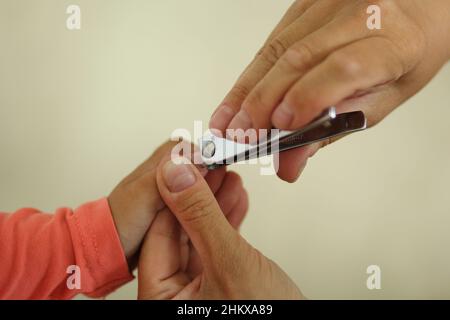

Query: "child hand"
<box><xmin>108</xmin><ymin>141</ymin><xmax>176</xmax><ymax>268</ymax></box>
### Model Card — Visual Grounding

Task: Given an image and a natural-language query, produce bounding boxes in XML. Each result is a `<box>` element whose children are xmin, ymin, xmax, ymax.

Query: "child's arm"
<box><xmin>0</xmin><ymin>141</ymin><xmax>193</xmax><ymax>299</ymax></box>
<box><xmin>0</xmin><ymin>198</ymin><xmax>133</xmax><ymax>299</ymax></box>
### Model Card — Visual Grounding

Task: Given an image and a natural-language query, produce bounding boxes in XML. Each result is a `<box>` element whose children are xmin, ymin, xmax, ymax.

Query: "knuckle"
<box><xmin>260</xmin><ymin>37</ymin><xmax>289</xmax><ymax>65</ymax></box>
<box><xmin>229</xmin><ymin>83</ymin><xmax>251</xmax><ymax>102</ymax></box>
<box><xmin>329</xmin><ymin>51</ymin><xmax>362</xmax><ymax>78</ymax></box>
<box><xmin>177</xmin><ymin>193</ymin><xmax>215</xmax><ymax>224</ymax></box>
<box><xmin>282</xmin><ymin>41</ymin><xmax>315</xmax><ymax>71</ymax></box>
<box><xmin>254</xmin><ymin>46</ymin><xmax>265</xmax><ymax>59</ymax></box>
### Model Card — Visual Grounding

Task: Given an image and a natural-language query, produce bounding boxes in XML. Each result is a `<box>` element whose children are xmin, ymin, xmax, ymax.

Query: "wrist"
<box><xmin>107</xmin><ymin>178</ymin><xmax>165</xmax><ymax>270</ymax></box>
<box><xmin>107</xmin><ymin>196</ymin><xmax>136</xmax><ymax>267</ymax></box>
<box><xmin>70</xmin><ymin>198</ymin><xmax>134</xmax><ymax>293</ymax></box>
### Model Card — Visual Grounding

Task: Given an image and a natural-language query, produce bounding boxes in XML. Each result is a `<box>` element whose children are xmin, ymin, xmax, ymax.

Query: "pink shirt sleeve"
<box><xmin>0</xmin><ymin>198</ymin><xmax>134</xmax><ymax>299</ymax></box>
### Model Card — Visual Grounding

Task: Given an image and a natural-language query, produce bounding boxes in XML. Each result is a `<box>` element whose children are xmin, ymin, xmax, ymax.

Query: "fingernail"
<box><xmin>227</xmin><ymin>109</ymin><xmax>252</xmax><ymax>131</ymax></box>
<box><xmin>307</xmin><ymin>143</ymin><xmax>320</xmax><ymax>158</ymax></box>
<box><xmin>294</xmin><ymin>160</ymin><xmax>308</xmax><ymax>182</ymax></box>
<box><xmin>209</xmin><ymin>105</ymin><xmax>235</xmax><ymax>130</ymax></box>
<box><xmin>197</xmin><ymin>165</ymin><xmax>208</xmax><ymax>177</ymax></box>
<box><xmin>272</xmin><ymin>101</ymin><xmax>294</xmax><ymax>128</ymax></box>
<box><xmin>163</xmin><ymin>159</ymin><xmax>196</xmax><ymax>193</ymax></box>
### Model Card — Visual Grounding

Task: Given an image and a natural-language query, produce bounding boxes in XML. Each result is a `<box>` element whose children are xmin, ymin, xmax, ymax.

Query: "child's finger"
<box><xmin>226</xmin><ymin>190</ymin><xmax>249</xmax><ymax>230</ymax></box>
<box><xmin>204</xmin><ymin>167</ymin><xmax>227</xmax><ymax>195</ymax></box>
<box><xmin>214</xmin><ymin>172</ymin><xmax>244</xmax><ymax>216</ymax></box>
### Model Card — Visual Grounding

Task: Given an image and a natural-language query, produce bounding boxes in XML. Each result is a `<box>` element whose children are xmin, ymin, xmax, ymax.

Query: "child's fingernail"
<box><xmin>209</xmin><ymin>105</ymin><xmax>235</xmax><ymax>130</ymax></box>
<box><xmin>163</xmin><ymin>159</ymin><xmax>196</xmax><ymax>193</ymax></box>
<box><xmin>272</xmin><ymin>101</ymin><xmax>294</xmax><ymax>128</ymax></box>
<box><xmin>197</xmin><ymin>165</ymin><xmax>208</xmax><ymax>177</ymax></box>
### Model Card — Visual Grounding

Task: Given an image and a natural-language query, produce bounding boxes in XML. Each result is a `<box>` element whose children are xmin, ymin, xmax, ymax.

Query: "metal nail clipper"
<box><xmin>199</xmin><ymin>107</ymin><xmax>367</xmax><ymax>170</ymax></box>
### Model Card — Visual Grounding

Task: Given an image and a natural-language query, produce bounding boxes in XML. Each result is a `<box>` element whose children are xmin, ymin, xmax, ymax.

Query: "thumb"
<box><xmin>156</xmin><ymin>157</ymin><xmax>239</xmax><ymax>268</ymax></box>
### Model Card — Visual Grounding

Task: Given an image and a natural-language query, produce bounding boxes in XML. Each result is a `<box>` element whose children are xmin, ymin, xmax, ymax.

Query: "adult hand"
<box><xmin>210</xmin><ymin>0</ymin><xmax>450</xmax><ymax>182</ymax></box>
<box><xmin>138</xmin><ymin>158</ymin><xmax>303</xmax><ymax>299</ymax></box>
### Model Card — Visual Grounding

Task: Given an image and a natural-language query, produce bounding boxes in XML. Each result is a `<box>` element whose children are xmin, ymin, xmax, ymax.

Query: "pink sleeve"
<box><xmin>0</xmin><ymin>198</ymin><xmax>134</xmax><ymax>299</ymax></box>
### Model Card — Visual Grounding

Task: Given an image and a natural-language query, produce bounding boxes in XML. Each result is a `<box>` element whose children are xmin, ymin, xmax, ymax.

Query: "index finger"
<box><xmin>209</xmin><ymin>0</ymin><xmax>316</xmax><ymax>132</ymax></box>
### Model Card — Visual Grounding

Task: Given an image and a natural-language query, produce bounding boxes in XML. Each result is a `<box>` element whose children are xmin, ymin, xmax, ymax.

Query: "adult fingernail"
<box><xmin>272</xmin><ymin>101</ymin><xmax>294</xmax><ymax>128</ymax></box>
<box><xmin>227</xmin><ymin>109</ymin><xmax>252</xmax><ymax>131</ymax></box>
<box><xmin>308</xmin><ymin>143</ymin><xmax>321</xmax><ymax>158</ymax></box>
<box><xmin>163</xmin><ymin>159</ymin><xmax>196</xmax><ymax>193</ymax></box>
<box><xmin>294</xmin><ymin>160</ymin><xmax>308</xmax><ymax>182</ymax></box>
<box><xmin>209</xmin><ymin>105</ymin><xmax>235</xmax><ymax>130</ymax></box>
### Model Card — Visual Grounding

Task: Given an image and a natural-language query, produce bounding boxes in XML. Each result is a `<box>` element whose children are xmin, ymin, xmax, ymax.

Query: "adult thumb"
<box><xmin>156</xmin><ymin>157</ymin><xmax>239</xmax><ymax>267</ymax></box>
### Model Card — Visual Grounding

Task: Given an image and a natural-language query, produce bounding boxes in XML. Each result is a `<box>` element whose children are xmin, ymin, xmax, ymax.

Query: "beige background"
<box><xmin>1</xmin><ymin>0</ymin><xmax>450</xmax><ymax>299</ymax></box>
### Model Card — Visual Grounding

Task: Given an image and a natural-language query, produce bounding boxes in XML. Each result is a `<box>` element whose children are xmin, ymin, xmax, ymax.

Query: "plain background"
<box><xmin>1</xmin><ymin>0</ymin><xmax>450</xmax><ymax>299</ymax></box>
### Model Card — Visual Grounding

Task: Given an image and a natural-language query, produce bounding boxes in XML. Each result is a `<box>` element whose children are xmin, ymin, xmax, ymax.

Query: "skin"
<box><xmin>138</xmin><ymin>158</ymin><xmax>303</xmax><ymax>299</ymax></box>
<box><xmin>108</xmin><ymin>142</ymin><xmax>173</xmax><ymax>267</ymax></box>
<box><xmin>108</xmin><ymin>141</ymin><xmax>218</xmax><ymax>268</ymax></box>
<box><xmin>210</xmin><ymin>0</ymin><xmax>450</xmax><ymax>183</ymax></box>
